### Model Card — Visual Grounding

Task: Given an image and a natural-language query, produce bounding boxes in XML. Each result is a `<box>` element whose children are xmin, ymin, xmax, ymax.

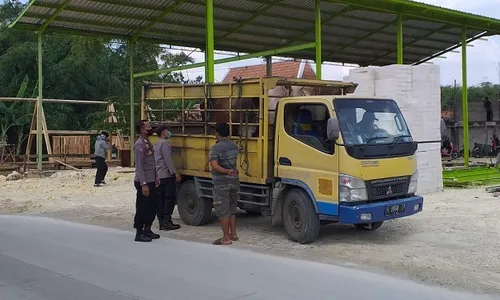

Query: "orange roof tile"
<box><xmin>222</xmin><ymin>60</ymin><xmax>316</xmax><ymax>83</ymax></box>
<box><xmin>441</xmin><ymin>110</ymin><xmax>454</xmax><ymax>119</ymax></box>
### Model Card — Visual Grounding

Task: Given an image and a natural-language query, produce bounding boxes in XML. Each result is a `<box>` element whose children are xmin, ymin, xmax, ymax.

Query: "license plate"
<box><xmin>385</xmin><ymin>204</ymin><xmax>405</xmax><ymax>216</ymax></box>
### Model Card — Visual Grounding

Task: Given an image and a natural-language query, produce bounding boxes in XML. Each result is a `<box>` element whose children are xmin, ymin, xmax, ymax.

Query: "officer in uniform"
<box><xmin>154</xmin><ymin>125</ymin><xmax>182</xmax><ymax>231</ymax></box>
<box><xmin>133</xmin><ymin>120</ymin><xmax>161</xmax><ymax>242</ymax></box>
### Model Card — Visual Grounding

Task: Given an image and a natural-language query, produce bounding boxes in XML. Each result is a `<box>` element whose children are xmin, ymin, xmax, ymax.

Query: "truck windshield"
<box><xmin>334</xmin><ymin>98</ymin><xmax>412</xmax><ymax>146</ymax></box>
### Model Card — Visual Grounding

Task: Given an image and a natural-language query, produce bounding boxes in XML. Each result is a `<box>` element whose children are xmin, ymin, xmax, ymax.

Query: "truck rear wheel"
<box><xmin>282</xmin><ymin>188</ymin><xmax>320</xmax><ymax>244</ymax></box>
<box><xmin>177</xmin><ymin>180</ymin><xmax>213</xmax><ymax>226</ymax></box>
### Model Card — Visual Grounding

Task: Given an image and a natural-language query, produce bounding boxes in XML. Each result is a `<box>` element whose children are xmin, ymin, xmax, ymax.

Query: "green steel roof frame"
<box><xmin>10</xmin><ymin>0</ymin><xmax>500</xmax><ymax>67</ymax></box>
<box><xmin>10</xmin><ymin>0</ymin><xmax>498</xmax><ymax>170</ymax></box>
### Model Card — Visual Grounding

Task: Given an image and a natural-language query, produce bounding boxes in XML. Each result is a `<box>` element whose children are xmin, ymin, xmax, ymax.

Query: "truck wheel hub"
<box><xmin>290</xmin><ymin>204</ymin><xmax>302</xmax><ymax>229</ymax></box>
<box><xmin>185</xmin><ymin>193</ymin><xmax>197</xmax><ymax>214</ymax></box>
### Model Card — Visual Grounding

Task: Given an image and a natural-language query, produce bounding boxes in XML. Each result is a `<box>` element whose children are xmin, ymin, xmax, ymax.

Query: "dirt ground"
<box><xmin>1</xmin><ymin>167</ymin><xmax>499</xmax><ymax>295</ymax></box>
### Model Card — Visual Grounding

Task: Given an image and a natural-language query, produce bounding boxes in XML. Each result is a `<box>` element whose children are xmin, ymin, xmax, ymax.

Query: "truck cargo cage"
<box><xmin>141</xmin><ymin>76</ymin><xmax>356</xmax><ymax>185</ymax></box>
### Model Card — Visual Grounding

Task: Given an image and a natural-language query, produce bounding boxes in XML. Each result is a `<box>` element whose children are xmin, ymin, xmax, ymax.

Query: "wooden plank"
<box><xmin>40</xmin><ymin>105</ymin><xmax>52</xmax><ymax>159</ymax></box>
<box><xmin>30</xmin><ymin>130</ymin><xmax>99</xmax><ymax>135</ymax></box>
<box><xmin>54</xmin><ymin>160</ymin><xmax>81</xmax><ymax>171</ymax></box>
<box><xmin>52</xmin><ymin>136</ymin><xmax>90</xmax><ymax>161</ymax></box>
<box><xmin>0</xmin><ymin>97</ymin><xmax>108</xmax><ymax>105</ymax></box>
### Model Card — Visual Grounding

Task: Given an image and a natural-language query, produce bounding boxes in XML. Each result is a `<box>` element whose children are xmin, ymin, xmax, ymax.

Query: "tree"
<box><xmin>441</xmin><ymin>81</ymin><xmax>500</xmax><ymax>112</ymax></box>
<box><xmin>0</xmin><ymin>0</ymin><xmax>202</xmax><ymax>154</ymax></box>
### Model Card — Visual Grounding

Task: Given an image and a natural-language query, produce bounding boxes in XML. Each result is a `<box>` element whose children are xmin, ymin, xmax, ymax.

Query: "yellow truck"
<box><xmin>142</xmin><ymin>77</ymin><xmax>423</xmax><ymax>244</ymax></box>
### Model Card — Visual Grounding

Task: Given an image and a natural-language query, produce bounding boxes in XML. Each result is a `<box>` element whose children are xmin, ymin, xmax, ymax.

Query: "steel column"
<box><xmin>129</xmin><ymin>41</ymin><xmax>135</xmax><ymax>166</ymax></box>
<box><xmin>266</xmin><ymin>56</ymin><xmax>272</xmax><ymax>76</ymax></box>
<box><xmin>37</xmin><ymin>30</ymin><xmax>43</xmax><ymax>172</ymax></box>
<box><xmin>315</xmin><ymin>0</ymin><xmax>322</xmax><ymax>79</ymax></box>
<box><xmin>205</xmin><ymin>0</ymin><xmax>215</xmax><ymax>83</ymax></box>
<box><xmin>397</xmin><ymin>14</ymin><xmax>404</xmax><ymax>64</ymax></box>
<box><xmin>461</xmin><ymin>27</ymin><xmax>469</xmax><ymax>168</ymax></box>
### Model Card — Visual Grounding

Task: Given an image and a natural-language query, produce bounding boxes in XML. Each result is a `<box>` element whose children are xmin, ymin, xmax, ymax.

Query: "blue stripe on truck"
<box><xmin>280</xmin><ymin>178</ymin><xmax>339</xmax><ymax>216</ymax></box>
<box><xmin>339</xmin><ymin>195</ymin><xmax>423</xmax><ymax>224</ymax></box>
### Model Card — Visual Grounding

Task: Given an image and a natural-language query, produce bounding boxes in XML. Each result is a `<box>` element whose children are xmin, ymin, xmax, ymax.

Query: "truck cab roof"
<box><xmin>284</xmin><ymin>95</ymin><xmax>395</xmax><ymax>103</ymax></box>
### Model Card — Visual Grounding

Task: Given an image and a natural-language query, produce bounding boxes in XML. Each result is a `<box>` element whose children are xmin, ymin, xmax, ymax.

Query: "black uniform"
<box><xmin>133</xmin><ymin>137</ymin><xmax>160</xmax><ymax>242</ymax></box>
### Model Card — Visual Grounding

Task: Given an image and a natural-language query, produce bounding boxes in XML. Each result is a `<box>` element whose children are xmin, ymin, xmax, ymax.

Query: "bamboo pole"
<box><xmin>0</xmin><ymin>97</ymin><xmax>109</xmax><ymax>105</ymax></box>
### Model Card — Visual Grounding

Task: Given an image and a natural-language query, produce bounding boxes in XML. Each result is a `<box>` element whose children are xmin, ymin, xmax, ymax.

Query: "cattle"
<box><xmin>199</xmin><ymin>96</ymin><xmax>259</xmax><ymax>138</ymax></box>
<box><xmin>193</xmin><ymin>79</ymin><xmax>354</xmax><ymax>138</ymax></box>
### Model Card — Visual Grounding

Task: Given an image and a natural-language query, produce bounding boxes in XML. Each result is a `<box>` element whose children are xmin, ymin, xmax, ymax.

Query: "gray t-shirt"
<box><xmin>209</xmin><ymin>139</ymin><xmax>239</xmax><ymax>185</ymax></box>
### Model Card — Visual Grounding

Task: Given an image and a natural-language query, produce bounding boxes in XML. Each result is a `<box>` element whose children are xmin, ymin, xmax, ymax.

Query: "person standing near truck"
<box><xmin>133</xmin><ymin>120</ymin><xmax>161</xmax><ymax>243</ymax></box>
<box><xmin>94</xmin><ymin>130</ymin><xmax>110</xmax><ymax>187</ymax></box>
<box><xmin>209</xmin><ymin>122</ymin><xmax>240</xmax><ymax>246</ymax></box>
<box><xmin>154</xmin><ymin>125</ymin><xmax>181</xmax><ymax>231</ymax></box>
<box><xmin>484</xmin><ymin>96</ymin><xmax>493</xmax><ymax>122</ymax></box>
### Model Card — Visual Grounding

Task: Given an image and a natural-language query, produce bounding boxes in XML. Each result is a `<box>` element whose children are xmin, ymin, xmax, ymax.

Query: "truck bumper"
<box><xmin>338</xmin><ymin>195</ymin><xmax>423</xmax><ymax>224</ymax></box>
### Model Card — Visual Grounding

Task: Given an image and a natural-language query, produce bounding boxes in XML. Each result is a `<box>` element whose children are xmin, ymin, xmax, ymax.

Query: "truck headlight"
<box><xmin>339</xmin><ymin>174</ymin><xmax>367</xmax><ymax>202</ymax></box>
<box><xmin>408</xmin><ymin>171</ymin><xmax>418</xmax><ymax>194</ymax></box>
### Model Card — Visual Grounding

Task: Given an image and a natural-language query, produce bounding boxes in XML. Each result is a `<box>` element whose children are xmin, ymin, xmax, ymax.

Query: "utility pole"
<box><xmin>497</xmin><ymin>62</ymin><xmax>500</xmax><ymax>85</ymax></box>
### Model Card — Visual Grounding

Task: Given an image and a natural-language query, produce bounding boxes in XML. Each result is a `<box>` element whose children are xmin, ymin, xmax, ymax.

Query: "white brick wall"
<box><xmin>346</xmin><ymin>64</ymin><xmax>443</xmax><ymax>195</ymax></box>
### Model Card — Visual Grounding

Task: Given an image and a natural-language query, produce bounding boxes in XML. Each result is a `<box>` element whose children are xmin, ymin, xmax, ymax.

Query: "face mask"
<box><xmin>167</xmin><ymin>131</ymin><xmax>172</xmax><ymax>139</ymax></box>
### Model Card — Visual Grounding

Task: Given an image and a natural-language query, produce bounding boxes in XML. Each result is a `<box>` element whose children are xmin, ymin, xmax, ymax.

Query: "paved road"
<box><xmin>0</xmin><ymin>215</ymin><xmax>497</xmax><ymax>300</ymax></box>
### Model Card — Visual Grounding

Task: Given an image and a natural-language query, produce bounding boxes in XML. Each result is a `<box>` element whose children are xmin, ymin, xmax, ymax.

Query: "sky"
<box><xmin>17</xmin><ymin>0</ymin><xmax>500</xmax><ymax>86</ymax></box>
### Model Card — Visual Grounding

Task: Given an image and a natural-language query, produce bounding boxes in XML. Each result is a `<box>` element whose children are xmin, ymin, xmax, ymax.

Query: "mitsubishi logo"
<box><xmin>386</xmin><ymin>186</ymin><xmax>393</xmax><ymax>195</ymax></box>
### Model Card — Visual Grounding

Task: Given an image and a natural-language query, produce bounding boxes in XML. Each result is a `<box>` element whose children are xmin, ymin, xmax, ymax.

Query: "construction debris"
<box><xmin>6</xmin><ymin>171</ymin><xmax>23</xmax><ymax>181</ymax></box>
<box><xmin>55</xmin><ymin>160</ymin><xmax>81</xmax><ymax>171</ymax></box>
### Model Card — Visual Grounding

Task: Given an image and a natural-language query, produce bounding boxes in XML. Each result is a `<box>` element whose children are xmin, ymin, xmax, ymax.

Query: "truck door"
<box><xmin>275</xmin><ymin>100</ymin><xmax>339</xmax><ymax>216</ymax></box>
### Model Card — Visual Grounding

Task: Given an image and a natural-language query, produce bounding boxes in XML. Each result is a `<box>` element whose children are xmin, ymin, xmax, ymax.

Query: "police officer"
<box><xmin>133</xmin><ymin>120</ymin><xmax>161</xmax><ymax>242</ymax></box>
<box><xmin>154</xmin><ymin>125</ymin><xmax>181</xmax><ymax>231</ymax></box>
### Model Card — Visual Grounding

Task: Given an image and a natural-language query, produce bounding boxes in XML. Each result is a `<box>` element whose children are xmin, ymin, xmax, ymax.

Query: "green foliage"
<box><xmin>441</xmin><ymin>81</ymin><xmax>500</xmax><ymax>111</ymax></box>
<box><xmin>0</xmin><ymin>0</ymin><xmax>203</xmax><ymax>154</ymax></box>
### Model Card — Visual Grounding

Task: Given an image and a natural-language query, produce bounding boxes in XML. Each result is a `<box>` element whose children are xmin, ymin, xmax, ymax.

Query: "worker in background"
<box><xmin>94</xmin><ymin>130</ymin><xmax>110</xmax><ymax>187</ymax></box>
<box><xmin>209</xmin><ymin>122</ymin><xmax>240</xmax><ymax>246</ymax></box>
<box><xmin>154</xmin><ymin>125</ymin><xmax>181</xmax><ymax>231</ymax></box>
<box><xmin>484</xmin><ymin>96</ymin><xmax>493</xmax><ymax>122</ymax></box>
<box><xmin>133</xmin><ymin>120</ymin><xmax>161</xmax><ymax>243</ymax></box>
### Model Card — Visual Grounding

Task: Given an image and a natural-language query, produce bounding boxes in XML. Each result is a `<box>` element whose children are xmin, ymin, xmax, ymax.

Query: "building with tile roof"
<box><xmin>222</xmin><ymin>60</ymin><xmax>316</xmax><ymax>83</ymax></box>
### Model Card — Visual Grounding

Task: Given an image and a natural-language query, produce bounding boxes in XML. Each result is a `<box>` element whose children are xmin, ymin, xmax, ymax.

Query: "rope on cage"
<box><xmin>234</xmin><ymin>77</ymin><xmax>250</xmax><ymax>176</ymax></box>
<box><xmin>203</xmin><ymin>83</ymin><xmax>213</xmax><ymax>134</ymax></box>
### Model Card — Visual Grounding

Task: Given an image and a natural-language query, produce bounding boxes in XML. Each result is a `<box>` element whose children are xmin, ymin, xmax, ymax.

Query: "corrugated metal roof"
<box><xmin>10</xmin><ymin>0</ymin><xmax>500</xmax><ymax>66</ymax></box>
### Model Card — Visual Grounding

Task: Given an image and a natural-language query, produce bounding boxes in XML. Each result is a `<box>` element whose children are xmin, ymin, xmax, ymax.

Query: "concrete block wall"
<box><xmin>346</xmin><ymin>64</ymin><xmax>443</xmax><ymax>195</ymax></box>
<box><xmin>453</xmin><ymin>101</ymin><xmax>500</xmax><ymax>123</ymax></box>
<box><xmin>453</xmin><ymin>126</ymin><xmax>499</xmax><ymax>149</ymax></box>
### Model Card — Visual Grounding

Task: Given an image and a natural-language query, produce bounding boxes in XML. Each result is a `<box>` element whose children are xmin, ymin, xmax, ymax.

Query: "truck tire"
<box><xmin>282</xmin><ymin>188</ymin><xmax>320</xmax><ymax>244</ymax></box>
<box><xmin>355</xmin><ymin>221</ymin><xmax>383</xmax><ymax>231</ymax></box>
<box><xmin>177</xmin><ymin>180</ymin><xmax>213</xmax><ymax>226</ymax></box>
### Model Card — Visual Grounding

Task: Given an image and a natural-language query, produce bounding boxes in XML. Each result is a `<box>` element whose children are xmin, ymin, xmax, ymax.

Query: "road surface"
<box><xmin>0</xmin><ymin>215</ymin><xmax>497</xmax><ymax>300</ymax></box>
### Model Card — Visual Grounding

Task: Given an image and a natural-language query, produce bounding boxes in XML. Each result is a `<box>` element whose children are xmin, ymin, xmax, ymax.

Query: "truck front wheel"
<box><xmin>177</xmin><ymin>180</ymin><xmax>213</xmax><ymax>226</ymax></box>
<box><xmin>282</xmin><ymin>188</ymin><xmax>320</xmax><ymax>244</ymax></box>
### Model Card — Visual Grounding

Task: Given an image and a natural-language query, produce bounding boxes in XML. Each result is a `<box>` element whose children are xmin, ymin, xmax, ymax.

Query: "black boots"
<box><xmin>135</xmin><ymin>230</ymin><xmax>152</xmax><ymax>242</ymax></box>
<box><xmin>160</xmin><ymin>220</ymin><xmax>181</xmax><ymax>231</ymax></box>
<box><xmin>143</xmin><ymin>225</ymin><xmax>160</xmax><ymax>239</ymax></box>
<box><xmin>135</xmin><ymin>226</ymin><xmax>160</xmax><ymax>242</ymax></box>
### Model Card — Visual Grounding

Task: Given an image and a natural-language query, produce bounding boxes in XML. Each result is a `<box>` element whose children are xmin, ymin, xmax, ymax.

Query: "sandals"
<box><xmin>212</xmin><ymin>238</ymin><xmax>232</xmax><ymax>245</ymax></box>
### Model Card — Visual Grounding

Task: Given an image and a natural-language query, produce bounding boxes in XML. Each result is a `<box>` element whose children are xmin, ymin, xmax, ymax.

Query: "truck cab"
<box><xmin>273</xmin><ymin>95</ymin><xmax>422</xmax><ymax>243</ymax></box>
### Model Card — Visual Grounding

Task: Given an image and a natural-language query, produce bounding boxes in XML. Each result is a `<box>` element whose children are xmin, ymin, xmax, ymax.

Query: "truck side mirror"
<box><xmin>327</xmin><ymin>117</ymin><xmax>340</xmax><ymax>140</ymax></box>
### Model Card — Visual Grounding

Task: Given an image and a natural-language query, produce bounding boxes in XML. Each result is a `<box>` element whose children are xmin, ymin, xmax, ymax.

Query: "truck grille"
<box><xmin>367</xmin><ymin>176</ymin><xmax>410</xmax><ymax>201</ymax></box>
